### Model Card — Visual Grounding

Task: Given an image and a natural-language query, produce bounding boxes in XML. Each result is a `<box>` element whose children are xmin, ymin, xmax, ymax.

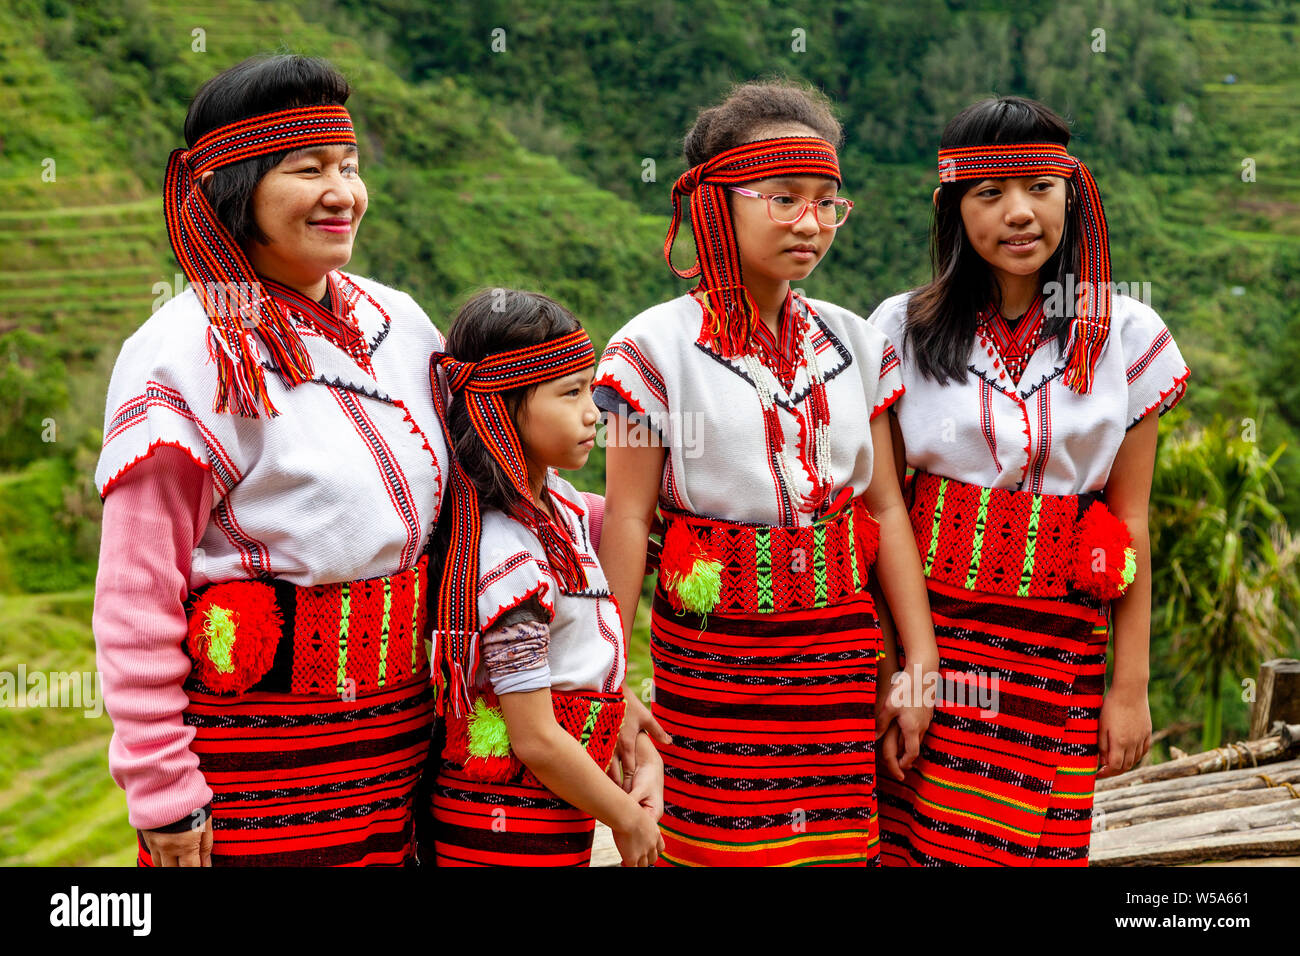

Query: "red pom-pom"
<box><xmin>658</xmin><ymin>521</ymin><xmax>708</xmax><ymax>612</ymax></box>
<box><xmin>1071</xmin><ymin>502</ymin><xmax>1135</xmax><ymax>600</ymax></box>
<box><xmin>441</xmin><ymin>697</ymin><xmax>522</xmax><ymax>783</ymax></box>
<box><xmin>186</xmin><ymin>582</ymin><xmax>282</xmax><ymax>694</ymax></box>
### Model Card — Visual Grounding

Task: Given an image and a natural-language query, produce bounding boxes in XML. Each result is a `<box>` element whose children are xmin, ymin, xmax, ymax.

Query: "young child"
<box><xmin>428</xmin><ymin>289</ymin><xmax>664</xmax><ymax>867</ymax></box>
<box><xmin>869</xmin><ymin>96</ymin><xmax>1190</xmax><ymax>866</ymax></box>
<box><xmin>595</xmin><ymin>80</ymin><xmax>939</xmax><ymax>866</ymax></box>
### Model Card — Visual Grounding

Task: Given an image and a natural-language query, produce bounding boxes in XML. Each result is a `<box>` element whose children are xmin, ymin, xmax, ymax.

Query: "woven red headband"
<box><xmin>431</xmin><ymin>329</ymin><xmax>595</xmax><ymax>715</ymax></box>
<box><xmin>938</xmin><ymin>141</ymin><xmax>1111</xmax><ymax>394</ymax></box>
<box><xmin>164</xmin><ymin>104</ymin><xmax>358</xmax><ymax>417</ymax></box>
<box><xmin>665</xmin><ymin>136</ymin><xmax>841</xmax><ymax>358</ymax></box>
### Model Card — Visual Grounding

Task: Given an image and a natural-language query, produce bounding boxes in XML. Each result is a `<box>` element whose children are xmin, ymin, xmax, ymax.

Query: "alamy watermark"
<box><xmin>0</xmin><ymin>666</ymin><xmax>103</xmax><ymax>718</ymax></box>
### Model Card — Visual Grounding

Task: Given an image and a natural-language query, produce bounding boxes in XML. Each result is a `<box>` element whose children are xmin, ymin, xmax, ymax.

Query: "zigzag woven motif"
<box><xmin>662</xmin><ymin>498</ymin><xmax>879</xmax><ymax>615</ymax></box>
<box><xmin>908</xmin><ymin>471</ymin><xmax>1095</xmax><ymax>599</ymax></box>
<box><xmin>183</xmin><ymin>552</ymin><xmax>429</xmax><ymax>699</ymax></box>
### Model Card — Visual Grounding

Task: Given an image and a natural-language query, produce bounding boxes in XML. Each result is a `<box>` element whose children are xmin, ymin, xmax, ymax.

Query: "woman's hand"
<box><xmin>616</xmin><ymin>686</ymin><xmax>672</xmax><ymax>791</ymax></box>
<box><xmin>141</xmin><ymin>815</ymin><xmax>214</xmax><ymax>867</ymax></box>
<box><xmin>1096</xmin><ymin>680</ymin><xmax>1151</xmax><ymax>778</ymax></box>
<box><xmin>626</xmin><ymin>731</ymin><xmax>665</xmax><ymax>821</ymax></box>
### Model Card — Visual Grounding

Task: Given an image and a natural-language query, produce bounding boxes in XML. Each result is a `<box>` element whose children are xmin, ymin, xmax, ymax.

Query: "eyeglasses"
<box><xmin>727</xmin><ymin>187</ymin><xmax>854</xmax><ymax>227</ymax></box>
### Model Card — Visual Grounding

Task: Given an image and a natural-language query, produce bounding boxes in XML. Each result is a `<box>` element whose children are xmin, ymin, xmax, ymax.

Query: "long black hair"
<box><xmin>905</xmin><ymin>96</ymin><xmax>1083</xmax><ymax>385</ymax></box>
<box><xmin>184</xmin><ymin>54</ymin><xmax>352</xmax><ymax>247</ymax></box>
<box><xmin>443</xmin><ymin>289</ymin><xmax>584</xmax><ymax>516</ymax></box>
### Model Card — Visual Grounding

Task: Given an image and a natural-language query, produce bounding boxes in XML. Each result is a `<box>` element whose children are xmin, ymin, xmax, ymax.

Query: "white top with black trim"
<box><xmin>95</xmin><ymin>270</ymin><xmax>450</xmax><ymax>587</ymax></box>
<box><xmin>594</xmin><ymin>292</ymin><xmax>905</xmax><ymax>527</ymax></box>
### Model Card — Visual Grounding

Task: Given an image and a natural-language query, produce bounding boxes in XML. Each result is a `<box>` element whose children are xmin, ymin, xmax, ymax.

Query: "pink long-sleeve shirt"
<box><xmin>93</xmin><ymin>445</ymin><xmax>214</xmax><ymax>830</ymax></box>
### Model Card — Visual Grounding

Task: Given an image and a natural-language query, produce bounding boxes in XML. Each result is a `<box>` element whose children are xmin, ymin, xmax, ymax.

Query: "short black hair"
<box><xmin>443</xmin><ymin>289</ymin><xmax>585</xmax><ymax>516</ymax></box>
<box><xmin>183</xmin><ymin>54</ymin><xmax>351</xmax><ymax>247</ymax></box>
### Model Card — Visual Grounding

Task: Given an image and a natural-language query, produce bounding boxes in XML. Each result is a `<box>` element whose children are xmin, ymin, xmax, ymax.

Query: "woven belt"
<box><xmin>443</xmin><ymin>688</ymin><xmax>626</xmax><ymax>785</ymax></box>
<box><xmin>183</xmin><ymin>554</ymin><xmax>431</xmax><ymax>698</ymax></box>
<box><xmin>907</xmin><ymin>471</ymin><xmax>1135</xmax><ymax>601</ymax></box>
<box><xmin>654</xmin><ymin>499</ymin><xmax>880</xmax><ymax>616</ymax></box>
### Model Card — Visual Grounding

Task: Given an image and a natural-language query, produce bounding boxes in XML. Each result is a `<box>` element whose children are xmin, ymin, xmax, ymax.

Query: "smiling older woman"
<box><xmin>91</xmin><ymin>54</ymin><xmax>450</xmax><ymax>866</ymax></box>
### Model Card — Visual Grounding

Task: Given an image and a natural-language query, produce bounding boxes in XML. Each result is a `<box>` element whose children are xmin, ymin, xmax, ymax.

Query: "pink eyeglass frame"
<box><xmin>727</xmin><ymin>186</ymin><xmax>854</xmax><ymax>227</ymax></box>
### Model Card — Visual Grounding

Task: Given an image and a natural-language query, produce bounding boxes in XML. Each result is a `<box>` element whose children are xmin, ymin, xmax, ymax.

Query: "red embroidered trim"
<box><xmin>870</xmin><ymin>384</ymin><xmax>905</xmax><ymax>420</ymax></box>
<box><xmin>1128</xmin><ymin>366</ymin><xmax>1191</xmax><ymax>428</ymax></box>
<box><xmin>98</xmin><ymin>439</ymin><xmax>211</xmax><ymax>500</ymax></box>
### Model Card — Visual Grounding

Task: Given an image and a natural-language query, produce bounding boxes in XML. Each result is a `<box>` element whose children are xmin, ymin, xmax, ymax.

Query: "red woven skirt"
<box><xmin>136</xmin><ymin>674</ymin><xmax>435</xmax><ymax>866</ymax></box>
<box><xmin>878</xmin><ymin>578</ymin><xmax>1108</xmax><ymax>867</ymax></box>
<box><xmin>430</xmin><ymin>765</ymin><xmax>597</xmax><ymax>867</ymax></box>
<box><xmin>650</xmin><ymin>589</ymin><xmax>882</xmax><ymax>867</ymax></box>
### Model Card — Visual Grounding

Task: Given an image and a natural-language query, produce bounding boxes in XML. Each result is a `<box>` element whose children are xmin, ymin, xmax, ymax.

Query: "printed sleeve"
<box><xmin>1120</xmin><ymin>299</ymin><xmax>1190</xmax><ymax>429</ymax></box>
<box><xmin>476</xmin><ymin>516</ymin><xmax>555</xmax><ymax>633</ymax></box>
<box><xmin>95</xmin><ymin>326</ymin><xmax>233</xmax><ymax>501</ymax></box>
<box><xmin>594</xmin><ymin>324</ymin><xmax>671</xmax><ymax>441</ymax></box>
<box><xmin>481</xmin><ymin>617</ymin><xmax>552</xmax><ymax>696</ymax></box>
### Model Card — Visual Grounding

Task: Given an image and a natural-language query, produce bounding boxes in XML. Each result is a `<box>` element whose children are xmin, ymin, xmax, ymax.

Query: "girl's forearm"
<box><xmin>514</xmin><ymin>725</ymin><xmax>642</xmax><ymax>832</ymax></box>
<box><xmin>1109</xmin><ymin>519</ymin><xmax>1152</xmax><ymax>690</ymax></box>
<box><xmin>599</xmin><ymin>513</ymin><xmax>651</xmax><ymax>643</ymax></box>
<box><xmin>868</xmin><ymin>573</ymin><xmax>901</xmax><ymax>674</ymax></box>
<box><xmin>873</xmin><ymin>504</ymin><xmax>938</xmax><ymax>669</ymax></box>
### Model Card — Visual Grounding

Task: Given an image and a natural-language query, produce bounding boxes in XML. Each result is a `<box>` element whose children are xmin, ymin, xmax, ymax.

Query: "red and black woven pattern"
<box><xmin>182</xmin><ymin>554</ymin><xmax>430</xmax><ymax>699</ymax></box>
<box><xmin>665</xmin><ymin>137</ymin><xmax>840</xmax><ymax>358</ymax></box>
<box><xmin>430</xmin><ymin>765</ymin><xmax>598</xmax><ymax>867</ymax></box>
<box><xmin>163</xmin><ymin>105</ymin><xmax>357</xmax><ymax>417</ymax></box>
<box><xmin>136</xmin><ymin>676</ymin><xmax>435</xmax><ymax>866</ymax></box>
<box><xmin>431</xmin><ymin>330</ymin><xmax>595</xmax><ymax>715</ymax></box>
<box><xmin>908</xmin><ymin>471</ymin><xmax>1081</xmax><ymax>598</ymax></box>
<box><xmin>938</xmin><ymin>142</ymin><xmax>1112</xmax><ymax>394</ymax></box>
<box><xmin>660</xmin><ymin>499</ymin><xmax>879</xmax><ymax>615</ymax></box>
<box><xmin>650</xmin><ymin>588</ymin><xmax>882</xmax><ymax>866</ymax></box>
<box><xmin>878</xmin><ymin>579</ymin><xmax>1108</xmax><ymax>866</ymax></box>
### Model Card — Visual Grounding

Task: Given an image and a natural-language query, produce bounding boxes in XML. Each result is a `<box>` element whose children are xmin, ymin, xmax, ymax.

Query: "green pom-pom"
<box><xmin>1120</xmin><ymin>546</ymin><xmax>1137</xmax><ymax>590</ymax></box>
<box><xmin>675</xmin><ymin>558</ymin><xmax>722</xmax><ymax>615</ymax></box>
<box><xmin>466</xmin><ymin>697</ymin><xmax>512</xmax><ymax>758</ymax></box>
<box><xmin>202</xmin><ymin>606</ymin><xmax>238</xmax><ymax>674</ymax></box>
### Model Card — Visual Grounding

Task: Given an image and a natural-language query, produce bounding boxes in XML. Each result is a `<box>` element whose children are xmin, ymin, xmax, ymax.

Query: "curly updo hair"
<box><xmin>682</xmin><ymin>78</ymin><xmax>844</xmax><ymax>167</ymax></box>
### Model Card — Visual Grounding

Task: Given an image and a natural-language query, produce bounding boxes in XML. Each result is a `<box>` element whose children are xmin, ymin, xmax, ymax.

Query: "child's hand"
<box><xmin>627</xmin><ymin>732</ymin><xmax>665</xmax><ymax>821</ymax></box>
<box><xmin>1096</xmin><ymin>682</ymin><xmax>1151</xmax><ymax>778</ymax></box>
<box><xmin>142</xmin><ymin>815</ymin><xmax>213</xmax><ymax>867</ymax></box>
<box><xmin>613</xmin><ymin>804</ymin><xmax>663</xmax><ymax>867</ymax></box>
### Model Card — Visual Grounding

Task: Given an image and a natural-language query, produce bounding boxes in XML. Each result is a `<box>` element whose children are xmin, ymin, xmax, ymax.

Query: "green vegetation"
<box><xmin>1</xmin><ymin>0</ymin><xmax>1297</xmax><ymax>864</ymax></box>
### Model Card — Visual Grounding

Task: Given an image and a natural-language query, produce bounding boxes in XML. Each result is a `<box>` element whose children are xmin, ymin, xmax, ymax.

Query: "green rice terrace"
<box><xmin>0</xmin><ymin>0</ymin><xmax>1297</xmax><ymax>864</ymax></box>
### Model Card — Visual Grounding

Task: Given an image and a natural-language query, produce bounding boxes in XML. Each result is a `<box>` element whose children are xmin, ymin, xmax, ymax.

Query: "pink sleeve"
<box><xmin>582</xmin><ymin>491</ymin><xmax>605</xmax><ymax>551</ymax></box>
<box><xmin>92</xmin><ymin>445</ymin><xmax>214</xmax><ymax>830</ymax></box>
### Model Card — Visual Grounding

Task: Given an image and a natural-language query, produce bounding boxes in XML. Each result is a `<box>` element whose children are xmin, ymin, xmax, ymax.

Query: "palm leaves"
<box><xmin>1151</xmin><ymin>415</ymin><xmax>1300</xmax><ymax>752</ymax></box>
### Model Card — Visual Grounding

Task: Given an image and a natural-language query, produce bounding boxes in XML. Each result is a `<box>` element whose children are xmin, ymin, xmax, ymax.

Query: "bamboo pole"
<box><xmin>1096</xmin><ymin>731</ymin><xmax>1297</xmax><ymax>791</ymax></box>
<box><xmin>1091</xmin><ymin>800</ymin><xmax>1300</xmax><ymax>851</ymax></box>
<box><xmin>1094</xmin><ymin>757</ymin><xmax>1300</xmax><ymax>812</ymax></box>
<box><xmin>1091</xmin><ymin>828</ymin><xmax>1300</xmax><ymax>867</ymax></box>
<box><xmin>1099</xmin><ymin>785</ymin><xmax>1297</xmax><ymax>829</ymax></box>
